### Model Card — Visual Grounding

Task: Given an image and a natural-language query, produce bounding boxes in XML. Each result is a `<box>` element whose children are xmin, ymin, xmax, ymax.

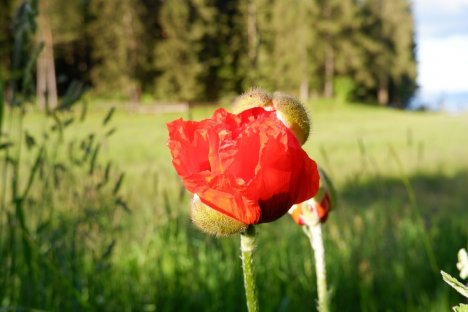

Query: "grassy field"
<box><xmin>1</xmin><ymin>100</ymin><xmax>467</xmax><ymax>311</ymax></box>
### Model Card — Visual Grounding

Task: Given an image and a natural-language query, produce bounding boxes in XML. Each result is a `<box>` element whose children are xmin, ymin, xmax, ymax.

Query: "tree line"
<box><xmin>0</xmin><ymin>0</ymin><xmax>417</xmax><ymax>106</ymax></box>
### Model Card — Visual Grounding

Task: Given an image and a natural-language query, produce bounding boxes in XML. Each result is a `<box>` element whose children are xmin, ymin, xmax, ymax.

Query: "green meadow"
<box><xmin>1</xmin><ymin>101</ymin><xmax>467</xmax><ymax>311</ymax></box>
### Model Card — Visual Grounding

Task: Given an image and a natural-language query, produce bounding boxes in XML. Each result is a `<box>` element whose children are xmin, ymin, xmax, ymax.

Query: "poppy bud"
<box><xmin>289</xmin><ymin>194</ymin><xmax>330</xmax><ymax>226</ymax></box>
<box><xmin>191</xmin><ymin>195</ymin><xmax>248</xmax><ymax>236</ymax></box>
<box><xmin>289</xmin><ymin>167</ymin><xmax>336</xmax><ymax>226</ymax></box>
<box><xmin>272</xmin><ymin>92</ymin><xmax>310</xmax><ymax>145</ymax></box>
<box><xmin>232</xmin><ymin>88</ymin><xmax>273</xmax><ymax>114</ymax></box>
<box><xmin>232</xmin><ymin>89</ymin><xmax>310</xmax><ymax>145</ymax></box>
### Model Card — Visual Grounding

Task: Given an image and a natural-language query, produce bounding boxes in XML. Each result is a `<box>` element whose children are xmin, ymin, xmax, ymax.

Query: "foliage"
<box><xmin>88</xmin><ymin>0</ymin><xmax>146</xmax><ymax>99</ymax></box>
<box><xmin>453</xmin><ymin>304</ymin><xmax>468</xmax><ymax>312</ymax></box>
<box><xmin>0</xmin><ymin>3</ymin><xmax>128</xmax><ymax>309</ymax></box>
<box><xmin>353</xmin><ymin>0</ymin><xmax>416</xmax><ymax>105</ymax></box>
<box><xmin>154</xmin><ymin>0</ymin><xmax>217</xmax><ymax>101</ymax></box>
<box><xmin>441</xmin><ymin>271</ymin><xmax>468</xmax><ymax>298</ymax></box>
<box><xmin>2</xmin><ymin>0</ymin><xmax>418</xmax><ymax>105</ymax></box>
<box><xmin>441</xmin><ymin>271</ymin><xmax>468</xmax><ymax>312</ymax></box>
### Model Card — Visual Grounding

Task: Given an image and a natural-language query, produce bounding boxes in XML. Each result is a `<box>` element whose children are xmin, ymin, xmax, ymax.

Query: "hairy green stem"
<box><xmin>307</xmin><ymin>223</ymin><xmax>329</xmax><ymax>312</ymax></box>
<box><xmin>241</xmin><ymin>226</ymin><xmax>259</xmax><ymax>312</ymax></box>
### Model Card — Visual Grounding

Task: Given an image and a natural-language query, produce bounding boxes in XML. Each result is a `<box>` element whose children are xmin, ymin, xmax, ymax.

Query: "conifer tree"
<box><xmin>89</xmin><ymin>0</ymin><xmax>145</xmax><ymax>100</ymax></box>
<box><xmin>314</xmin><ymin>0</ymin><xmax>361</xmax><ymax>98</ymax></box>
<box><xmin>154</xmin><ymin>0</ymin><xmax>217</xmax><ymax>101</ymax></box>
<box><xmin>269</xmin><ymin>0</ymin><xmax>317</xmax><ymax>99</ymax></box>
<box><xmin>355</xmin><ymin>0</ymin><xmax>416</xmax><ymax>105</ymax></box>
<box><xmin>0</xmin><ymin>0</ymin><xmax>15</xmax><ymax>85</ymax></box>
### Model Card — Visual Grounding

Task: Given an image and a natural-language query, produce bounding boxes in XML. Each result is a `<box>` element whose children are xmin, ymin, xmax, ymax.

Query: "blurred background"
<box><xmin>0</xmin><ymin>0</ymin><xmax>467</xmax><ymax>311</ymax></box>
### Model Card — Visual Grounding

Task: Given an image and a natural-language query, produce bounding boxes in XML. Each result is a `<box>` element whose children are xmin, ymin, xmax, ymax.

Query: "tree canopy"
<box><xmin>1</xmin><ymin>0</ymin><xmax>417</xmax><ymax>106</ymax></box>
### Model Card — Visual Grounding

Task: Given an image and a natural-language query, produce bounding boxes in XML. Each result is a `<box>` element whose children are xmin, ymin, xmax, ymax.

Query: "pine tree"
<box><xmin>154</xmin><ymin>0</ymin><xmax>217</xmax><ymax>101</ymax></box>
<box><xmin>89</xmin><ymin>0</ymin><xmax>146</xmax><ymax>100</ymax></box>
<box><xmin>0</xmin><ymin>0</ymin><xmax>15</xmax><ymax>85</ymax></box>
<box><xmin>313</xmin><ymin>0</ymin><xmax>361</xmax><ymax>98</ymax></box>
<box><xmin>355</xmin><ymin>0</ymin><xmax>416</xmax><ymax>105</ymax></box>
<box><xmin>269</xmin><ymin>0</ymin><xmax>316</xmax><ymax>98</ymax></box>
<box><xmin>210</xmin><ymin>0</ymin><xmax>245</xmax><ymax>96</ymax></box>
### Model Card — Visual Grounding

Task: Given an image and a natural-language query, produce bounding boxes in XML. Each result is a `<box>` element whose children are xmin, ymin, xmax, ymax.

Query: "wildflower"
<box><xmin>457</xmin><ymin>248</ymin><xmax>468</xmax><ymax>280</ymax></box>
<box><xmin>167</xmin><ymin>107</ymin><xmax>319</xmax><ymax>235</ymax></box>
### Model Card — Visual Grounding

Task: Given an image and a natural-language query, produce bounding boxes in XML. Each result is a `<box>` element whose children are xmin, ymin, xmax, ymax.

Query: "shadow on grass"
<box><xmin>1</xmin><ymin>168</ymin><xmax>466</xmax><ymax>312</ymax></box>
<box><xmin>324</xmin><ymin>169</ymin><xmax>468</xmax><ymax>311</ymax></box>
<box><xmin>72</xmin><ymin>169</ymin><xmax>468</xmax><ymax>311</ymax></box>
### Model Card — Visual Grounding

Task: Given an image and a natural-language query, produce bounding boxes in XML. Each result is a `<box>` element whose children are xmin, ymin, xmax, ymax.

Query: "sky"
<box><xmin>413</xmin><ymin>0</ymin><xmax>468</xmax><ymax>95</ymax></box>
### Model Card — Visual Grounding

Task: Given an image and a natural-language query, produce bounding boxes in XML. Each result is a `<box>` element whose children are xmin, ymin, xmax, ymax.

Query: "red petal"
<box><xmin>167</xmin><ymin>107</ymin><xmax>319</xmax><ymax>225</ymax></box>
<box><xmin>252</xmin><ymin>123</ymin><xmax>319</xmax><ymax>223</ymax></box>
<box><xmin>317</xmin><ymin>192</ymin><xmax>331</xmax><ymax>222</ymax></box>
<box><xmin>167</xmin><ymin>119</ymin><xmax>212</xmax><ymax>178</ymax></box>
<box><xmin>197</xmin><ymin>174</ymin><xmax>261</xmax><ymax>224</ymax></box>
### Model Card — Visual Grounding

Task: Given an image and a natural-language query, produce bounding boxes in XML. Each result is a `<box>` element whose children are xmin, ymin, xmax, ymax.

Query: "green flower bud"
<box><xmin>191</xmin><ymin>195</ymin><xmax>248</xmax><ymax>236</ymax></box>
<box><xmin>232</xmin><ymin>89</ymin><xmax>311</xmax><ymax>145</ymax></box>
<box><xmin>272</xmin><ymin>92</ymin><xmax>310</xmax><ymax>145</ymax></box>
<box><xmin>232</xmin><ymin>88</ymin><xmax>272</xmax><ymax>114</ymax></box>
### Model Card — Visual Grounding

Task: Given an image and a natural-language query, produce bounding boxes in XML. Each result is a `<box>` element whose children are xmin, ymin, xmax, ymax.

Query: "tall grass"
<box><xmin>2</xmin><ymin>102</ymin><xmax>466</xmax><ymax>311</ymax></box>
<box><xmin>1</xmin><ymin>2</ymin><xmax>127</xmax><ymax>310</ymax></box>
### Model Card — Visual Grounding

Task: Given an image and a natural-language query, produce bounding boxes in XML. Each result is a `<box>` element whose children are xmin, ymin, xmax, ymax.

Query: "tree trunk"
<box><xmin>322</xmin><ymin>1</ymin><xmax>334</xmax><ymax>99</ymax></box>
<box><xmin>323</xmin><ymin>43</ymin><xmax>334</xmax><ymax>98</ymax></box>
<box><xmin>37</xmin><ymin>0</ymin><xmax>57</xmax><ymax>110</ymax></box>
<box><xmin>300</xmin><ymin>79</ymin><xmax>309</xmax><ymax>102</ymax></box>
<box><xmin>378</xmin><ymin>74</ymin><xmax>388</xmax><ymax>105</ymax></box>
<box><xmin>247</xmin><ymin>0</ymin><xmax>258</xmax><ymax>70</ymax></box>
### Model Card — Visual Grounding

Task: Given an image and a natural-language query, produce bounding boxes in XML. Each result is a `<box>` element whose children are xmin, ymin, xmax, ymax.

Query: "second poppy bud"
<box><xmin>289</xmin><ymin>167</ymin><xmax>337</xmax><ymax>226</ymax></box>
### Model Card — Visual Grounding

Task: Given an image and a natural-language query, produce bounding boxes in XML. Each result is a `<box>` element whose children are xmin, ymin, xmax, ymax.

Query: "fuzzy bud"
<box><xmin>232</xmin><ymin>89</ymin><xmax>310</xmax><ymax>145</ymax></box>
<box><xmin>232</xmin><ymin>87</ymin><xmax>272</xmax><ymax>114</ymax></box>
<box><xmin>272</xmin><ymin>92</ymin><xmax>310</xmax><ymax>145</ymax></box>
<box><xmin>191</xmin><ymin>195</ymin><xmax>248</xmax><ymax>236</ymax></box>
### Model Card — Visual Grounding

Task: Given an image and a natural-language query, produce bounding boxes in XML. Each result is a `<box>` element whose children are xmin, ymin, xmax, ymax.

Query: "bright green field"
<box><xmin>1</xmin><ymin>101</ymin><xmax>467</xmax><ymax>311</ymax></box>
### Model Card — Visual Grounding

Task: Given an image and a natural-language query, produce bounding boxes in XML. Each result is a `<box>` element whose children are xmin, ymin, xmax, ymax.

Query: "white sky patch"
<box><xmin>413</xmin><ymin>0</ymin><xmax>468</xmax><ymax>94</ymax></box>
<box><xmin>418</xmin><ymin>35</ymin><xmax>468</xmax><ymax>93</ymax></box>
<box><xmin>415</xmin><ymin>0</ymin><xmax>468</xmax><ymax>13</ymax></box>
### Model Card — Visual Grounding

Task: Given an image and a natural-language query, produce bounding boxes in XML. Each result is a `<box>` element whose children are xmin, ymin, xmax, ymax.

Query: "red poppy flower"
<box><xmin>167</xmin><ymin>107</ymin><xmax>320</xmax><ymax>225</ymax></box>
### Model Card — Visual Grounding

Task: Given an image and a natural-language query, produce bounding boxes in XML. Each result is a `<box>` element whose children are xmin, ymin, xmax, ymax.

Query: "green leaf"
<box><xmin>453</xmin><ymin>303</ymin><xmax>468</xmax><ymax>312</ymax></box>
<box><xmin>24</xmin><ymin>131</ymin><xmax>36</xmax><ymax>149</ymax></box>
<box><xmin>88</xmin><ymin>143</ymin><xmax>101</xmax><ymax>175</ymax></box>
<box><xmin>113</xmin><ymin>173</ymin><xmax>125</xmax><ymax>195</ymax></box>
<box><xmin>56</xmin><ymin>80</ymin><xmax>86</xmax><ymax>111</ymax></box>
<box><xmin>441</xmin><ymin>271</ymin><xmax>468</xmax><ymax>298</ymax></box>
<box><xmin>115</xmin><ymin>197</ymin><xmax>130</xmax><ymax>213</ymax></box>
<box><xmin>105</xmin><ymin>127</ymin><xmax>117</xmax><ymax>137</ymax></box>
<box><xmin>102</xmin><ymin>107</ymin><xmax>116</xmax><ymax>125</ymax></box>
<box><xmin>318</xmin><ymin>166</ymin><xmax>338</xmax><ymax>209</ymax></box>
<box><xmin>80</xmin><ymin>100</ymin><xmax>88</xmax><ymax>122</ymax></box>
<box><xmin>0</xmin><ymin>142</ymin><xmax>14</xmax><ymax>149</ymax></box>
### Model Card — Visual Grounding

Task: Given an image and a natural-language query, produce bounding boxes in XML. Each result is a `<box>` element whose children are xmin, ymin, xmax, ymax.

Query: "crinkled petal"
<box><xmin>167</xmin><ymin>107</ymin><xmax>319</xmax><ymax>225</ymax></box>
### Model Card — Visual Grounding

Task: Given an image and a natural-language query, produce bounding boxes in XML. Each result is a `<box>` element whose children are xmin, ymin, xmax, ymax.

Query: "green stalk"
<box><xmin>389</xmin><ymin>146</ymin><xmax>438</xmax><ymax>274</ymax></box>
<box><xmin>305</xmin><ymin>223</ymin><xmax>329</xmax><ymax>312</ymax></box>
<box><xmin>241</xmin><ymin>226</ymin><xmax>259</xmax><ymax>312</ymax></box>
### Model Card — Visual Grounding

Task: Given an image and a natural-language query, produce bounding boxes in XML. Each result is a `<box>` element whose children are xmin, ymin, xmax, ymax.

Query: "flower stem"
<box><xmin>306</xmin><ymin>223</ymin><xmax>329</xmax><ymax>312</ymax></box>
<box><xmin>241</xmin><ymin>226</ymin><xmax>259</xmax><ymax>312</ymax></box>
